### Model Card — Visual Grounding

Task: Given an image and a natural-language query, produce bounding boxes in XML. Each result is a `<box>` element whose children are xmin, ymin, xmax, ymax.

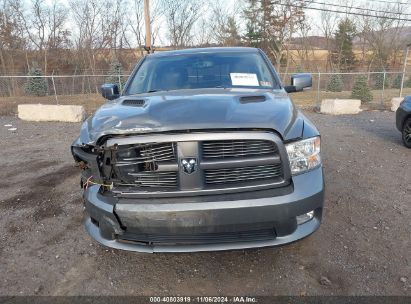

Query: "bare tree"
<box><xmin>267</xmin><ymin>0</ymin><xmax>307</xmax><ymax>72</ymax></box>
<box><xmin>127</xmin><ymin>0</ymin><xmax>145</xmax><ymax>56</ymax></box>
<box><xmin>162</xmin><ymin>0</ymin><xmax>204</xmax><ymax>47</ymax></box>
<box><xmin>47</xmin><ymin>0</ymin><xmax>70</xmax><ymax>50</ymax></box>
<box><xmin>209</xmin><ymin>1</ymin><xmax>241</xmax><ymax>46</ymax></box>
<box><xmin>69</xmin><ymin>0</ymin><xmax>106</xmax><ymax>73</ymax></box>
<box><xmin>193</xmin><ymin>17</ymin><xmax>213</xmax><ymax>46</ymax></box>
<box><xmin>127</xmin><ymin>0</ymin><xmax>164</xmax><ymax>57</ymax></box>
<box><xmin>318</xmin><ymin>8</ymin><xmax>339</xmax><ymax>71</ymax></box>
<box><xmin>0</xmin><ymin>0</ymin><xmax>26</xmax><ymax>95</ymax></box>
<box><xmin>243</xmin><ymin>0</ymin><xmax>308</xmax><ymax>71</ymax></box>
<box><xmin>8</xmin><ymin>0</ymin><xmax>70</xmax><ymax>74</ymax></box>
<box><xmin>293</xmin><ymin>18</ymin><xmax>316</xmax><ymax>72</ymax></box>
<box><xmin>358</xmin><ymin>0</ymin><xmax>409</xmax><ymax>70</ymax></box>
<box><xmin>102</xmin><ymin>0</ymin><xmax>127</xmax><ymax>51</ymax></box>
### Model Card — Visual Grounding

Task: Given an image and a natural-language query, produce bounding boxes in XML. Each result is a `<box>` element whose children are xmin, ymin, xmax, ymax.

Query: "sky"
<box><xmin>40</xmin><ymin>0</ymin><xmax>411</xmax><ymax>46</ymax></box>
<box><xmin>154</xmin><ymin>0</ymin><xmax>411</xmax><ymax>45</ymax></box>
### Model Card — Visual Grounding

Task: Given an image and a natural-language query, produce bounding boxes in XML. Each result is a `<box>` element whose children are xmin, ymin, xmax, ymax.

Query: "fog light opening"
<box><xmin>296</xmin><ymin>210</ymin><xmax>314</xmax><ymax>225</ymax></box>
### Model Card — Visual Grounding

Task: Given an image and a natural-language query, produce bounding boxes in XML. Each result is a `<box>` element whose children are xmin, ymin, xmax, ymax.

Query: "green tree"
<box><xmin>243</xmin><ymin>22</ymin><xmax>263</xmax><ymax>47</ymax></box>
<box><xmin>373</xmin><ymin>72</ymin><xmax>389</xmax><ymax>90</ymax></box>
<box><xmin>351</xmin><ymin>76</ymin><xmax>372</xmax><ymax>103</ymax></box>
<box><xmin>391</xmin><ymin>74</ymin><xmax>402</xmax><ymax>89</ymax></box>
<box><xmin>106</xmin><ymin>58</ymin><xmax>125</xmax><ymax>90</ymax></box>
<box><xmin>326</xmin><ymin>74</ymin><xmax>343</xmax><ymax>92</ymax></box>
<box><xmin>242</xmin><ymin>0</ymin><xmax>262</xmax><ymax>47</ymax></box>
<box><xmin>295</xmin><ymin>64</ymin><xmax>303</xmax><ymax>73</ymax></box>
<box><xmin>24</xmin><ymin>67</ymin><xmax>48</xmax><ymax>96</ymax></box>
<box><xmin>221</xmin><ymin>17</ymin><xmax>242</xmax><ymax>46</ymax></box>
<box><xmin>332</xmin><ymin>19</ymin><xmax>356</xmax><ymax>71</ymax></box>
<box><xmin>405</xmin><ymin>76</ymin><xmax>411</xmax><ymax>88</ymax></box>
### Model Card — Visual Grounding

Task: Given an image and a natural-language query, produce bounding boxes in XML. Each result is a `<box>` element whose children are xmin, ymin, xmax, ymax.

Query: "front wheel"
<box><xmin>402</xmin><ymin>117</ymin><xmax>411</xmax><ymax>148</ymax></box>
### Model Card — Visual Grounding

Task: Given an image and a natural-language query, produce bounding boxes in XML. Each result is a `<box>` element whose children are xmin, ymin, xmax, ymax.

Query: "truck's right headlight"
<box><xmin>285</xmin><ymin>136</ymin><xmax>321</xmax><ymax>175</ymax></box>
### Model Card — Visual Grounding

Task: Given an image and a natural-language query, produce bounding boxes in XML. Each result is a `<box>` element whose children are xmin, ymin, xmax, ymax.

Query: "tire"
<box><xmin>402</xmin><ymin>117</ymin><xmax>411</xmax><ymax>148</ymax></box>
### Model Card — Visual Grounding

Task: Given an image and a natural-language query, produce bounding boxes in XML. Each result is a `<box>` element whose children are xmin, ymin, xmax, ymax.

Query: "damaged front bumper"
<box><xmin>82</xmin><ymin>166</ymin><xmax>324</xmax><ymax>253</ymax></box>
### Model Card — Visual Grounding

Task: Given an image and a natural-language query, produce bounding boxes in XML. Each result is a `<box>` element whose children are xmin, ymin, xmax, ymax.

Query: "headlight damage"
<box><xmin>285</xmin><ymin>136</ymin><xmax>321</xmax><ymax>175</ymax></box>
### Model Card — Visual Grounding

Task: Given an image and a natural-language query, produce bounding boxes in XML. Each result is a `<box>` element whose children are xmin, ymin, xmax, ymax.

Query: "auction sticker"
<box><xmin>230</xmin><ymin>73</ymin><xmax>259</xmax><ymax>86</ymax></box>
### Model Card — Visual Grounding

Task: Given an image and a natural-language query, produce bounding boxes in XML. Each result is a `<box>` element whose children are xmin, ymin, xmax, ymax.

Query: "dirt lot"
<box><xmin>0</xmin><ymin>110</ymin><xmax>410</xmax><ymax>296</ymax></box>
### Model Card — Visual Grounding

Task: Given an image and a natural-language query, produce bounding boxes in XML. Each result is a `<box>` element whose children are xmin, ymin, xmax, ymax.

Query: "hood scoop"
<box><xmin>122</xmin><ymin>99</ymin><xmax>146</xmax><ymax>107</ymax></box>
<box><xmin>239</xmin><ymin>95</ymin><xmax>266</xmax><ymax>104</ymax></box>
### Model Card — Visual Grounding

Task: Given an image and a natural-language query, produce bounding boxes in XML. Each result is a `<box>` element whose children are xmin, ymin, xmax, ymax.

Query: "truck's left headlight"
<box><xmin>285</xmin><ymin>136</ymin><xmax>321</xmax><ymax>175</ymax></box>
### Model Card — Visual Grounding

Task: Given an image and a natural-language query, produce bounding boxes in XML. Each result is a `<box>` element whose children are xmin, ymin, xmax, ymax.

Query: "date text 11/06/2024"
<box><xmin>149</xmin><ymin>296</ymin><xmax>257</xmax><ymax>303</ymax></box>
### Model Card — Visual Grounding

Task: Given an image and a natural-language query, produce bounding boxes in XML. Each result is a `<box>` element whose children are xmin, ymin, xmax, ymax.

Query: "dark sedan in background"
<box><xmin>396</xmin><ymin>96</ymin><xmax>411</xmax><ymax>148</ymax></box>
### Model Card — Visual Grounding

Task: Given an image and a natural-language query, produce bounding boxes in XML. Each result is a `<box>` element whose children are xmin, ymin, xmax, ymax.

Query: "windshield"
<box><xmin>126</xmin><ymin>52</ymin><xmax>278</xmax><ymax>95</ymax></box>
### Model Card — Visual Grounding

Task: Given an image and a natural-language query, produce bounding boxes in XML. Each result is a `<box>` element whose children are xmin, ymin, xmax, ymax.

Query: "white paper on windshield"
<box><xmin>230</xmin><ymin>73</ymin><xmax>259</xmax><ymax>86</ymax></box>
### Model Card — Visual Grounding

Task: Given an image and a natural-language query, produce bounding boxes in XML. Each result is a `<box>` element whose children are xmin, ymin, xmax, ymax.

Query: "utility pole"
<box><xmin>400</xmin><ymin>43</ymin><xmax>410</xmax><ymax>98</ymax></box>
<box><xmin>144</xmin><ymin>0</ymin><xmax>152</xmax><ymax>54</ymax></box>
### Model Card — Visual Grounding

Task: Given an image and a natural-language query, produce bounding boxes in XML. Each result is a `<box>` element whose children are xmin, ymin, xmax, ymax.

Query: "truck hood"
<box><xmin>77</xmin><ymin>88</ymin><xmax>304</xmax><ymax>145</ymax></box>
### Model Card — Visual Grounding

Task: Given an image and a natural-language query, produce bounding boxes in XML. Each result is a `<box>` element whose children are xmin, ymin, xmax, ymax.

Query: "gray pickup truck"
<box><xmin>71</xmin><ymin>47</ymin><xmax>324</xmax><ymax>253</ymax></box>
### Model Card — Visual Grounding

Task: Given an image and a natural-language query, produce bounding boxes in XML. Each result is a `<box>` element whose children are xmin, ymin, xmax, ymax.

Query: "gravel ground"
<box><xmin>0</xmin><ymin>110</ymin><xmax>410</xmax><ymax>296</ymax></box>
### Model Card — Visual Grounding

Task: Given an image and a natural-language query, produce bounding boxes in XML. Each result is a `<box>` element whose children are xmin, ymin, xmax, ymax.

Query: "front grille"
<box><xmin>119</xmin><ymin>228</ymin><xmax>276</xmax><ymax>245</ymax></box>
<box><xmin>112</xmin><ymin>142</ymin><xmax>177</xmax><ymax>189</ymax></box>
<box><xmin>105</xmin><ymin>132</ymin><xmax>289</xmax><ymax>197</ymax></box>
<box><xmin>204</xmin><ymin>164</ymin><xmax>283</xmax><ymax>185</ymax></box>
<box><xmin>202</xmin><ymin>140</ymin><xmax>277</xmax><ymax>159</ymax></box>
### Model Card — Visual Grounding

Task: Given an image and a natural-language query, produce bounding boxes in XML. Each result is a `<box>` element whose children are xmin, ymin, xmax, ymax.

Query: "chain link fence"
<box><xmin>0</xmin><ymin>74</ymin><xmax>127</xmax><ymax>115</ymax></box>
<box><xmin>279</xmin><ymin>71</ymin><xmax>411</xmax><ymax>109</ymax></box>
<box><xmin>0</xmin><ymin>72</ymin><xmax>410</xmax><ymax>115</ymax></box>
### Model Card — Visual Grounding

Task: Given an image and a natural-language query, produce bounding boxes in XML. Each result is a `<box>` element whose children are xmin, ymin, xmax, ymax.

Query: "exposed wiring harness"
<box><xmin>83</xmin><ymin>176</ymin><xmax>113</xmax><ymax>190</ymax></box>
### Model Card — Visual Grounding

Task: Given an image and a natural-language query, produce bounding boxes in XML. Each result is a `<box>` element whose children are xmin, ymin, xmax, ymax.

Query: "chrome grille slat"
<box><xmin>132</xmin><ymin>176</ymin><xmax>177</xmax><ymax>179</ymax></box>
<box><xmin>205</xmin><ymin>170</ymin><xmax>282</xmax><ymax>178</ymax></box>
<box><xmin>203</xmin><ymin>153</ymin><xmax>275</xmax><ymax>157</ymax></box>
<box><xmin>202</xmin><ymin>144</ymin><xmax>274</xmax><ymax>149</ymax></box>
<box><xmin>202</xmin><ymin>145</ymin><xmax>275</xmax><ymax>149</ymax></box>
<box><xmin>139</xmin><ymin>151</ymin><xmax>175</xmax><ymax>158</ymax></box>
<box><xmin>130</xmin><ymin>177</ymin><xmax>177</xmax><ymax>180</ymax></box>
<box><xmin>202</xmin><ymin>140</ymin><xmax>277</xmax><ymax>159</ymax></box>
<box><xmin>202</xmin><ymin>144</ymin><xmax>274</xmax><ymax>148</ymax></box>
<box><xmin>206</xmin><ymin>175</ymin><xmax>280</xmax><ymax>183</ymax></box>
<box><xmin>205</xmin><ymin>171</ymin><xmax>282</xmax><ymax>178</ymax></box>
<box><xmin>128</xmin><ymin>172</ymin><xmax>178</xmax><ymax>176</ymax></box>
<box><xmin>202</xmin><ymin>140</ymin><xmax>269</xmax><ymax>144</ymax></box>
<box><xmin>203</xmin><ymin>151</ymin><xmax>275</xmax><ymax>156</ymax></box>
<box><xmin>205</xmin><ymin>165</ymin><xmax>283</xmax><ymax>185</ymax></box>
<box><xmin>202</xmin><ymin>147</ymin><xmax>275</xmax><ymax>152</ymax></box>
<box><xmin>115</xmin><ymin>157</ymin><xmax>173</xmax><ymax>166</ymax></box>
<box><xmin>202</xmin><ymin>140</ymin><xmax>273</xmax><ymax>145</ymax></box>
<box><xmin>139</xmin><ymin>144</ymin><xmax>174</xmax><ymax>150</ymax></box>
<box><xmin>130</xmin><ymin>171</ymin><xmax>178</xmax><ymax>188</ymax></box>
<box><xmin>204</xmin><ymin>167</ymin><xmax>282</xmax><ymax>175</ymax></box>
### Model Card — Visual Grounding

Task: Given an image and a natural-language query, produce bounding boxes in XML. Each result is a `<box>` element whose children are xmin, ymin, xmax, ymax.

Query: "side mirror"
<box><xmin>101</xmin><ymin>83</ymin><xmax>120</xmax><ymax>100</ymax></box>
<box><xmin>284</xmin><ymin>73</ymin><xmax>312</xmax><ymax>93</ymax></box>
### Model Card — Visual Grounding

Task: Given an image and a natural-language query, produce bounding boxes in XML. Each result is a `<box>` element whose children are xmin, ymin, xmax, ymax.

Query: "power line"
<box><xmin>270</xmin><ymin>1</ymin><xmax>411</xmax><ymax>22</ymax></box>
<box><xmin>318</xmin><ymin>0</ymin><xmax>410</xmax><ymax>5</ymax></box>
<box><xmin>303</xmin><ymin>0</ymin><xmax>411</xmax><ymax>16</ymax></box>
<box><xmin>362</xmin><ymin>0</ymin><xmax>410</xmax><ymax>5</ymax></box>
<box><xmin>271</xmin><ymin>0</ymin><xmax>411</xmax><ymax>16</ymax></box>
